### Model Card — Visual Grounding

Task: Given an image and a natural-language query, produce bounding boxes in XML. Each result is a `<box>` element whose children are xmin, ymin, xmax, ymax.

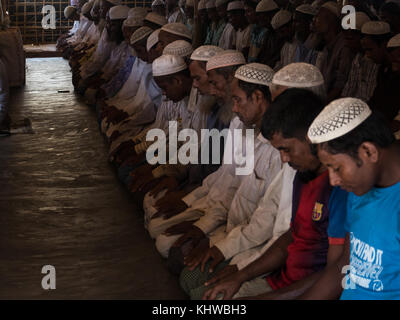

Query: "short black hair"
<box><xmin>319</xmin><ymin>111</ymin><xmax>395</xmax><ymax>159</ymax></box>
<box><xmin>261</xmin><ymin>88</ymin><xmax>324</xmax><ymax>141</ymax></box>
<box><xmin>238</xmin><ymin>79</ymin><xmax>271</xmax><ymax>102</ymax></box>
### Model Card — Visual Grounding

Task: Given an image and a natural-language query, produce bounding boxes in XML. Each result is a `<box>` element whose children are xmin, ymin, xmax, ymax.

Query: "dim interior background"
<box><xmin>6</xmin><ymin>0</ymin><xmax>152</xmax><ymax>44</ymax></box>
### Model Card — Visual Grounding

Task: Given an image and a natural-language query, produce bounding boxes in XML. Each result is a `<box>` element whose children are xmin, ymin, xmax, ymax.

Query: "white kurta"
<box><xmin>218</xmin><ymin>23</ymin><xmax>236</xmax><ymax>50</ymax></box>
<box><xmin>150</xmin><ymin>118</ymin><xmax>282</xmax><ymax>258</ymax></box>
<box><xmin>222</xmin><ymin>163</ymin><xmax>295</xmax><ymax>269</ymax></box>
<box><xmin>235</xmin><ymin>25</ymin><xmax>251</xmax><ymax>53</ymax></box>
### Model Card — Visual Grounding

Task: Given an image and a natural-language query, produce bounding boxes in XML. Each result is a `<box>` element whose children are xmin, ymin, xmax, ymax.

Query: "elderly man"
<box><xmin>179</xmin><ymin>63</ymin><xmax>283</xmax><ymax>299</ymax></box>
<box><xmin>302</xmin><ymin>98</ymin><xmax>400</xmax><ymax>300</ymax></box>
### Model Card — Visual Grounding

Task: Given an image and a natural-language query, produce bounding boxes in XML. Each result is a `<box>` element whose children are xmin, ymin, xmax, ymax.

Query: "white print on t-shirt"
<box><xmin>345</xmin><ymin>232</ymin><xmax>384</xmax><ymax>291</ymax></box>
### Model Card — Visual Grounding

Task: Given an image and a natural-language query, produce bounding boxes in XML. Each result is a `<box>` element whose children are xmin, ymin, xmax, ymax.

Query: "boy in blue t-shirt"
<box><xmin>302</xmin><ymin>97</ymin><xmax>400</xmax><ymax>300</ymax></box>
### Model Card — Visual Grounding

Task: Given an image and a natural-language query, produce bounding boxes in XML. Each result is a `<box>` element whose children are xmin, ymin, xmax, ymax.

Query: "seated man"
<box><xmin>141</xmin><ymin>45</ymin><xmax>230</xmax><ymax>231</ymax></box>
<box><xmin>303</xmin><ymin>97</ymin><xmax>400</xmax><ymax>299</ymax></box>
<box><xmin>143</xmin><ymin>51</ymin><xmax>246</xmax><ymax>246</ymax></box>
<box><xmin>203</xmin><ymin>89</ymin><xmax>347</xmax><ymax>300</ymax></box>
<box><xmin>178</xmin><ymin>63</ymin><xmax>284</xmax><ymax>298</ymax></box>
<box><xmin>76</xmin><ymin>5</ymin><xmax>130</xmax><ymax>95</ymax></box>
<box><xmin>227</xmin><ymin>1</ymin><xmax>251</xmax><ymax>58</ymax></box>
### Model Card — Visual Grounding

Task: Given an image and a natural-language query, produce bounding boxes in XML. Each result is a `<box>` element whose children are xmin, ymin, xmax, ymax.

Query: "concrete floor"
<box><xmin>0</xmin><ymin>58</ymin><xmax>186</xmax><ymax>299</ymax></box>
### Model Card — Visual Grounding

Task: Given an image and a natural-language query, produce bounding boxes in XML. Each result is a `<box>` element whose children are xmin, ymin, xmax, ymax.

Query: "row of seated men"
<box><xmin>57</xmin><ymin>0</ymin><xmax>400</xmax><ymax>299</ymax></box>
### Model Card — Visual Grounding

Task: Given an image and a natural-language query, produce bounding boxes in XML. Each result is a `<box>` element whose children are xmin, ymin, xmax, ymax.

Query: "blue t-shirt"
<box><xmin>341</xmin><ymin>181</ymin><xmax>400</xmax><ymax>300</ymax></box>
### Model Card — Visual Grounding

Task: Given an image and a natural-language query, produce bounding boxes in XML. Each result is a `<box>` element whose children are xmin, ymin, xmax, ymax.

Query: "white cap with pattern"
<box><xmin>153</xmin><ymin>54</ymin><xmax>188</xmax><ymax>77</ymax></box>
<box><xmin>161</xmin><ymin>23</ymin><xmax>192</xmax><ymax>40</ymax></box>
<box><xmin>271</xmin><ymin>10</ymin><xmax>292</xmax><ymax>30</ymax></box>
<box><xmin>130</xmin><ymin>26</ymin><xmax>153</xmax><ymax>45</ymax></box>
<box><xmin>163</xmin><ymin>40</ymin><xmax>193</xmax><ymax>58</ymax></box>
<box><xmin>128</xmin><ymin>7</ymin><xmax>148</xmax><ymax>19</ymax></box>
<box><xmin>308</xmin><ymin>98</ymin><xmax>372</xmax><ymax>144</ymax></box>
<box><xmin>235</xmin><ymin>63</ymin><xmax>274</xmax><ymax>86</ymax></box>
<box><xmin>227</xmin><ymin>1</ymin><xmax>245</xmax><ymax>11</ymax></box>
<box><xmin>320</xmin><ymin>1</ymin><xmax>340</xmax><ymax>18</ymax></box>
<box><xmin>206</xmin><ymin>50</ymin><xmax>246</xmax><ymax>71</ymax></box>
<box><xmin>123</xmin><ymin>16</ymin><xmax>144</xmax><ymax>27</ymax></box>
<box><xmin>147</xmin><ymin>29</ymin><xmax>161</xmax><ymax>51</ymax></box>
<box><xmin>152</xmin><ymin>0</ymin><xmax>165</xmax><ymax>6</ymax></box>
<box><xmin>272</xmin><ymin>63</ymin><xmax>324</xmax><ymax>88</ymax></box>
<box><xmin>145</xmin><ymin>12</ymin><xmax>168</xmax><ymax>26</ymax></box>
<box><xmin>295</xmin><ymin>4</ymin><xmax>317</xmax><ymax>16</ymax></box>
<box><xmin>109</xmin><ymin>5</ymin><xmax>130</xmax><ymax>20</ymax></box>
<box><xmin>256</xmin><ymin>0</ymin><xmax>278</xmax><ymax>13</ymax></box>
<box><xmin>388</xmin><ymin>33</ymin><xmax>400</xmax><ymax>48</ymax></box>
<box><xmin>361</xmin><ymin>21</ymin><xmax>391</xmax><ymax>35</ymax></box>
<box><xmin>190</xmin><ymin>45</ymin><xmax>224</xmax><ymax>62</ymax></box>
<box><xmin>106</xmin><ymin>0</ymin><xmax>122</xmax><ymax>5</ymax></box>
<box><xmin>64</xmin><ymin>6</ymin><xmax>77</xmax><ymax>19</ymax></box>
<box><xmin>198</xmin><ymin>0</ymin><xmax>207</xmax><ymax>10</ymax></box>
<box><xmin>206</xmin><ymin>0</ymin><xmax>216</xmax><ymax>9</ymax></box>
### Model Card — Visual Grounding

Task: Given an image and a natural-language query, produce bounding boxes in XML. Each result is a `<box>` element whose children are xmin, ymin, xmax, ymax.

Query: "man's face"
<box><xmin>207</xmin><ymin>8</ymin><xmax>219</xmax><ymax>22</ymax></box>
<box><xmin>100</xmin><ymin>0</ymin><xmax>111</xmax><ymax>19</ymax></box>
<box><xmin>361</xmin><ymin>36</ymin><xmax>386</xmax><ymax>64</ymax></box>
<box><xmin>244</xmin><ymin>5</ymin><xmax>257</xmax><ymax>25</ymax></box>
<box><xmin>228</xmin><ymin>11</ymin><xmax>244</xmax><ymax>30</ymax></box>
<box><xmin>148</xmin><ymin>43</ymin><xmax>162</xmax><ymax>63</ymax></box>
<box><xmin>154</xmin><ymin>75</ymin><xmax>186</xmax><ymax>102</ymax></box>
<box><xmin>293</xmin><ymin>12</ymin><xmax>311</xmax><ymax>41</ymax></box>
<box><xmin>123</xmin><ymin>26</ymin><xmax>139</xmax><ymax>43</ymax></box>
<box><xmin>343</xmin><ymin>29</ymin><xmax>362</xmax><ymax>52</ymax></box>
<box><xmin>256</xmin><ymin>11</ymin><xmax>274</xmax><ymax>28</ymax></box>
<box><xmin>216</xmin><ymin>5</ymin><xmax>227</xmax><ymax>19</ymax></box>
<box><xmin>189</xmin><ymin>61</ymin><xmax>210</xmax><ymax>95</ymax></box>
<box><xmin>91</xmin><ymin>5</ymin><xmax>101</xmax><ymax>23</ymax></box>
<box><xmin>132</xmin><ymin>43</ymin><xmax>148</xmax><ymax>61</ymax></box>
<box><xmin>317</xmin><ymin>146</ymin><xmax>378</xmax><ymax>196</ymax></box>
<box><xmin>199</xmin><ymin>9</ymin><xmax>208</xmax><ymax>21</ymax></box>
<box><xmin>185</xmin><ymin>5</ymin><xmax>194</xmax><ymax>19</ymax></box>
<box><xmin>270</xmin><ymin>132</ymin><xmax>321</xmax><ymax>172</ymax></box>
<box><xmin>207</xmin><ymin>69</ymin><xmax>230</xmax><ymax>99</ymax></box>
<box><xmin>389</xmin><ymin>47</ymin><xmax>400</xmax><ymax>74</ymax></box>
<box><xmin>231</xmin><ymin>78</ymin><xmax>265</xmax><ymax>126</ymax></box>
<box><xmin>314</xmin><ymin>8</ymin><xmax>332</xmax><ymax>34</ymax></box>
<box><xmin>106</xmin><ymin>17</ymin><xmax>124</xmax><ymax>41</ymax></box>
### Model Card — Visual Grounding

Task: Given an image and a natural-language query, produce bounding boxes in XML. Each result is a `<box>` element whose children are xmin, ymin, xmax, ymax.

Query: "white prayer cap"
<box><xmin>109</xmin><ymin>5</ymin><xmax>130</xmax><ymax>20</ymax></box>
<box><xmin>361</xmin><ymin>21</ymin><xmax>391</xmax><ymax>35</ymax></box>
<box><xmin>388</xmin><ymin>33</ymin><xmax>400</xmax><ymax>48</ymax></box>
<box><xmin>105</xmin><ymin>0</ymin><xmax>122</xmax><ymax>5</ymax></box>
<box><xmin>152</xmin><ymin>0</ymin><xmax>165</xmax><ymax>6</ymax></box>
<box><xmin>123</xmin><ymin>16</ymin><xmax>144</xmax><ymax>28</ymax></box>
<box><xmin>354</xmin><ymin>12</ymin><xmax>370</xmax><ymax>31</ymax></box>
<box><xmin>145</xmin><ymin>12</ymin><xmax>168</xmax><ymax>26</ymax></box>
<box><xmin>227</xmin><ymin>1</ymin><xmax>245</xmax><ymax>11</ymax></box>
<box><xmin>320</xmin><ymin>1</ymin><xmax>340</xmax><ymax>18</ymax></box>
<box><xmin>81</xmin><ymin>1</ymin><xmax>94</xmax><ymax>14</ymax></box>
<box><xmin>130</xmin><ymin>26</ymin><xmax>153</xmax><ymax>45</ymax></box>
<box><xmin>128</xmin><ymin>7</ymin><xmax>149</xmax><ymax>19</ymax></box>
<box><xmin>308</xmin><ymin>98</ymin><xmax>372</xmax><ymax>144</ymax></box>
<box><xmin>272</xmin><ymin>63</ymin><xmax>324</xmax><ymax>88</ymax></box>
<box><xmin>190</xmin><ymin>45</ymin><xmax>224</xmax><ymax>62</ymax></box>
<box><xmin>147</xmin><ymin>29</ymin><xmax>161</xmax><ymax>51</ymax></box>
<box><xmin>198</xmin><ymin>0</ymin><xmax>207</xmax><ymax>10</ymax></box>
<box><xmin>216</xmin><ymin>0</ymin><xmax>229</xmax><ymax>7</ymax></box>
<box><xmin>161</xmin><ymin>23</ymin><xmax>192</xmax><ymax>40</ymax></box>
<box><xmin>186</xmin><ymin>0</ymin><xmax>195</xmax><ymax>7</ymax></box>
<box><xmin>153</xmin><ymin>54</ymin><xmax>188</xmax><ymax>77</ymax></box>
<box><xmin>64</xmin><ymin>6</ymin><xmax>77</xmax><ymax>19</ymax></box>
<box><xmin>271</xmin><ymin>10</ymin><xmax>292</xmax><ymax>30</ymax></box>
<box><xmin>206</xmin><ymin>50</ymin><xmax>246</xmax><ymax>72</ymax></box>
<box><xmin>163</xmin><ymin>40</ymin><xmax>193</xmax><ymax>58</ymax></box>
<box><xmin>295</xmin><ymin>4</ymin><xmax>317</xmax><ymax>16</ymax></box>
<box><xmin>235</xmin><ymin>63</ymin><xmax>274</xmax><ymax>86</ymax></box>
<box><xmin>206</xmin><ymin>0</ymin><xmax>216</xmax><ymax>9</ymax></box>
<box><xmin>256</xmin><ymin>0</ymin><xmax>278</xmax><ymax>13</ymax></box>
